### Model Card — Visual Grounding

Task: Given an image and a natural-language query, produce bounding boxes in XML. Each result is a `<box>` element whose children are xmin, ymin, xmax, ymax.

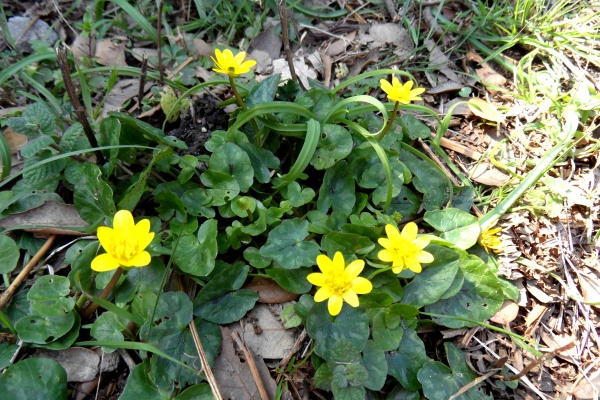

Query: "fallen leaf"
<box><xmin>0</xmin><ymin>201</ymin><xmax>90</xmax><ymax>235</ymax></box>
<box><xmin>101</xmin><ymin>78</ymin><xmax>153</xmax><ymax>119</ymax></box>
<box><xmin>468</xmin><ymin>98</ymin><xmax>505</xmax><ymax>123</ymax></box>
<box><xmin>32</xmin><ymin>347</ymin><xmax>99</xmax><ymax>382</ymax></box>
<box><xmin>131</xmin><ymin>48</ymin><xmax>159</xmax><ymax>68</ymax></box>
<box><xmin>476</xmin><ymin>63</ymin><xmax>507</xmax><ymax>94</ymax></box>
<box><xmin>469</xmin><ymin>162</ymin><xmax>510</xmax><ymax>186</ymax></box>
<box><xmin>272</xmin><ymin>57</ymin><xmax>317</xmax><ymax>89</ymax></box>
<box><xmin>572</xmin><ymin>369</ymin><xmax>600</xmax><ymax>400</ymax></box>
<box><xmin>540</xmin><ymin>331</ymin><xmax>578</xmax><ymax>361</ymax></box>
<box><xmin>2</xmin><ymin>127</ymin><xmax>27</xmax><ymax>154</ymax></box>
<box><xmin>71</xmin><ymin>34</ymin><xmax>95</xmax><ymax>65</ymax></box>
<box><xmin>425</xmin><ymin>39</ymin><xmax>462</xmax><ymax>83</ymax></box>
<box><xmin>248</xmin><ymin>25</ymin><xmax>282</xmax><ymax>62</ymax></box>
<box><xmin>193</xmin><ymin>38</ymin><xmax>213</xmax><ymax>58</ymax></box>
<box><xmin>578</xmin><ymin>268</ymin><xmax>600</xmax><ymax>309</ymax></box>
<box><xmin>426</xmin><ymin>81</ymin><xmax>464</xmax><ymax>94</ymax></box>
<box><xmin>244</xmin><ymin>277</ymin><xmax>299</xmax><ymax>304</ymax></box>
<box><xmin>326</xmin><ymin>31</ymin><xmax>356</xmax><ymax>56</ymax></box>
<box><xmin>212</xmin><ymin>327</ymin><xmax>279</xmax><ymax>399</ymax></box>
<box><xmin>490</xmin><ymin>300</ymin><xmax>519</xmax><ymax>325</ymax></box>
<box><xmin>95</xmin><ymin>39</ymin><xmax>127</xmax><ymax>67</ymax></box>
<box><xmin>229</xmin><ymin>303</ymin><xmax>298</xmax><ymax>359</ymax></box>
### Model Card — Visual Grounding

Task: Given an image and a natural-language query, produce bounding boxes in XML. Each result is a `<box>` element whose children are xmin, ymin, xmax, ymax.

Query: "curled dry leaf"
<box><xmin>325</xmin><ymin>31</ymin><xmax>356</xmax><ymax>56</ymax></box>
<box><xmin>95</xmin><ymin>39</ymin><xmax>127</xmax><ymax>67</ymax></box>
<box><xmin>0</xmin><ymin>201</ymin><xmax>89</xmax><ymax>235</ymax></box>
<box><xmin>468</xmin><ymin>97</ymin><xmax>505</xmax><ymax>123</ymax></box>
<box><xmin>71</xmin><ymin>34</ymin><xmax>95</xmax><ymax>65</ymax></box>
<box><xmin>490</xmin><ymin>300</ymin><xmax>519</xmax><ymax>325</ymax></box>
<box><xmin>244</xmin><ymin>277</ymin><xmax>299</xmax><ymax>304</ymax></box>
<box><xmin>2</xmin><ymin>127</ymin><xmax>27</xmax><ymax>154</ymax></box>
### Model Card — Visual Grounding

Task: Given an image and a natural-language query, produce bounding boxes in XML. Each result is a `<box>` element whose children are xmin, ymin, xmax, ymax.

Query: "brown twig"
<box><xmin>157</xmin><ymin>0</ymin><xmax>165</xmax><ymax>86</ymax></box>
<box><xmin>0</xmin><ymin>235</ymin><xmax>57</xmax><ymax>310</ymax></box>
<box><xmin>384</xmin><ymin>0</ymin><xmax>400</xmax><ymax>22</ymax></box>
<box><xmin>278</xmin><ymin>1</ymin><xmax>307</xmax><ymax>91</ymax></box>
<box><xmin>80</xmin><ymin>267</ymin><xmax>124</xmax><ymax>319</ymax></box>
<box><xmin>503</xmin><ymin>342</ymin><xmax>576</xmax><ymax>381</ymax></box>
<box><xmin>231</xmin><ymin>330</ymin><xmax>269</xmax><ymax>400</ymax></box>
<box><xmin>190</xmin><ymin>319</ymin><xmax>223</xmax><ymax>400</ymax></box>
<box><xmin>138</xmin><ymin>55</ymin><xmax>148</xmax><ymax>109</ymax></box>
<box><xmin>56</xmin><ymin>48</ymin><xmax>106</xmax><ymax>165</ymax></box>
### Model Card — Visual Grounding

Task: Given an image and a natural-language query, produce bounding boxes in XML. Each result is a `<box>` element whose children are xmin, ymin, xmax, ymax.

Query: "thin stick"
<box><xmin>278</xmin><ymin>1</ymin><xmax>307</xmax><ymax>90</ymax></box>
<box><xmin>138</xmin><ymin>55</ymin><xmax>148</xmax><ymax>108</ymax></box>
<box><xmin>80</xmin><ymin>267</ymin><xmax>124</xmax><ymax>319</ymax></box>
<box><xmin>190</xmin><ymin>319</ymin><xmax>223</xmax><ymax>400</ymax></box>
<box><xmin>56</xmin><ymin>48</ymin><xmax>106</xmax><ymax>165</ymax></box>
<box><xmin>157</xmin><ymin>0</ymin><xmax>164</xmax><ymax>85</ymax></box>
<box><xmin>0</xmin><ymin>235</ymin><xmax>57</xmax><ymax>310</ymax></box>
<box><xmin>231</xmin><ymin>330</ymin><xmax>269</xmax><ymax>400</ymax></box>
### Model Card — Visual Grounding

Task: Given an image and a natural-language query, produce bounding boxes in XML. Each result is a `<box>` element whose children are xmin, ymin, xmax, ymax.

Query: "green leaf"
<box><xmin>66</xmin><ymin>162</ymin><xmax>116</xmax><ymax>224</ymax></box>
<box><xmin>317</xmin><ymin>160</ymin><xmax>355</xmax><ymax>216</ymax></box>
<box><xmin>400</xmin><ymin>149</ymin><xmax>448</xmax><ymax>210</ymax></box>
<box><xmin>237</xmin><ymin>142</ymin><xmax>280</xmax><ymax>184</ymax></box>
<box><xmin>15</xmin><ymin>312</ymin><xmax>75</xmax><ymax>344</ymax></box>
<box><xmin>260</xmin><ymin>219</ymin><xmax>321</xmax><ymax>269</ymax></box>
<box><xmin>266</xmin><ymin>265</ymin><xmax>312</xmax><ymax>294</ymax></box>
<box><xmin>330</xmin><ymin>337</ymin><xmax>362</xmax><ymax>364</ymax></box>
<box><xmin>418</xmin><ymin>342</ymin><xmax>493</xmax><ymax>400</ymax></box>
<box><xmin>306</xmin><ymin>302</ymin><xmax>369</xmax><ymax>360</ymax></box>
<box><xmin>280</xmin><ymin>181</ymin><xmax>315</xmax><ymax>207</ymax></box>
<box><xmin>60</xmin><ymin>123</ymin><xmax>84</xmax><ymax>152</ymax></box>
<box><xmin>193</xmin><ymin>263</ymin><xmax>259</xmax><ymax>324</ymax></box>
<box><xmin>200</xmin><ymin>170</ymin><xmax>240</xmax><ymax>206</ymax></box>
<box><xmin>245</xmin><ymin>73</ymin><xmax>281</xmax><ymax>108</ymax></box>
<box><xmin>27</xmin><ymin>275</ymin><xmax>74</xmax><ymax>316</ymax></box>
<box><xmin>371</xmin><ymin>310</ymin><xmax>403</xmax><ymax>351</ymax></box>
<box><xmin>109</xmin><ymin>111</ymin><xmax>187</xmax><ymax>149</ymax></box>
<box><xmin>119</xmin><ymin>147</ymin><xmax>173</xmax><ymax>211</ymax></box>
<box><xmin>0</xmin><ymin>358</ymin><xmax>66</xmax><ymax>400</ymax></box>
<box><xmin>424</xmin><ymin>208</ymin><xmax>480</xmax><ymax>250</ymax></box>
<box><xmin>426</xmin><ymin>255</ymin><xmax>504</xmax><ymax>328</ymax></box>
<box><xmin>174</xmin><ymin>219</ymin><xmax>218</xmax><ymax>277</ymax></box>
<box><xmin>243</xmin><ymin>247</ymin><xmax>271</xmax><ymax>268</ymax></box>
<box><xmin>401</xmin><ymin>114</ymin><xmax>430</xmax><ymax>140</ymax></box>
<box><xmin>120</xmin><ymin>359</ymin><xmax>172</xmax><ymax>400</ymax></box>
<box><xmin>22</xmin><ymin>150</ymin><xmax>64</xmax><ymax>187</ymax></box>
<box><xmin>311</xmin><ymin>124</ymin><xmax>353</xmax><ymax>170</ymax></box>
<box><xmin>387</xmin><ymin>328</ymin><xmax>429</xmax><ymax>391</ymax></box>
<box><xmin>361</xmin><ymin>340</ymin><xmax>387</xmax><ymax>390</ymax></box>
<box><xmin>20</xmin><ymin>135</ymin><xmax>55</xmax><ymax>158</ymax></box>
<box><xmin>314</xmin><ymin>364</ymin><xmax>333</xmax><ymax>390</ymax></box>
<box><xmin>155</xmin><ymin>189</ymin><xmax>186</xmax><ymax>221</ymax></box>
<box><xmin>0</xmin><ymin>342</ymin><xmax>17</xmax><ymax>369</ymax></box>
<box><xmin>332</xmin><ymin>384</ymin><xmax>366</xmax><ymax>400</ymax></box>
<box><xmin>321</xmin><ymin>232</ymin><xmax>374</xmax><ymax>258</ymax></box>
<box><xmin>208</xmin><ymin>143</ymin><xmax>254</xmax><ymax>192</ymax></box>
<box><xmin>7</xmin><ymin>103</ymin><xmax>56</xmax><ymax>138</ymax></box>
<box><xmin>90</xmin><ymin>311</ymin><xmax>128</xmax><ymax>344</ymax></box>
<box><xmin>400</xmin><ymin>245</ymin><xmax>460</xmax><ymax>308</ymax></box>
<box><xmin>181</xmin><ymin>188</ymin><xmax>214</xmax><ymax>218</ymax></box>
<box><xmin>388</xmin><ymin>186</ymin><xmax>421</xmax><ymax>218</ymax></box>
<box><xmin>0</xmin><ymin>235</ymin><xmax>20</xmax><ymax>274</ymax></box>
<box><xmin>175</xmin><ymin>383</ymin><xmax>213</xmax><ymax>400</ymax></box>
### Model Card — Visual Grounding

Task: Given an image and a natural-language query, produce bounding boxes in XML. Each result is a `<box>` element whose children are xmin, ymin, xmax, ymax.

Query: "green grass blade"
<box><xmin>274</xmin><ymin>118</ymin><xmax>320</xmax><ymax>188</ymax></box>
<box><xmin>109</xmin><ymin>0</ymin><xmax>158</xmax><ymax>42</ymax></box>
<box><xmin>0</xmin><ymin>51</ymin><xmax>56</xmax><ymax>87</ymax></box>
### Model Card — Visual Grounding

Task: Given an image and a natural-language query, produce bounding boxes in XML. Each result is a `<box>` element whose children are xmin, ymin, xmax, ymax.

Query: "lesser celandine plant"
<box><xmin>1</xmin><ymin>46</ymin><xmax>521</xmax><ymax>399</ymax></box>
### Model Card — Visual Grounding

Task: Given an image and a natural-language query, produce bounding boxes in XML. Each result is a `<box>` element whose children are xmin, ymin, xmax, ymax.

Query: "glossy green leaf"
<box><xmin>120</xmin><ymin>359</ymin><xmax>172</xmax><ymax>400</ymax></box>
<box><xmin>401</xmin><ymin>114</ymin><xmax>430</xmax><ymax>140</ymax></box>
<box><xmin>311</xmin><ymin>124</ymin><xmax>353</xmax><ymax>170</ymax></box>
<box><xmin>90</xmin><ymin>311</ymin><xmax>128</xmax><ymax>345</ymax></box>
<box><xmin>15</xmin><ymin>312</ymin><xmax>75</xmax><ymax>344</ymax></box>
<box><xmin>143</xmin><ymin>292</ymin><xmax>222</xmax><ymax>387</ymax></box>
<box><xmin>27</xmin><ymin>275</ymin><xmax>74</xmax><ymax>316</ymax></box>
<box><xmin>108</xmin><ymin>111</ymin><xmax>187</xmax><ymax>149</ymax></box>
<box><xmin>266</xmin><ymin>265</ymin><xmax>312</xmax><ymax>293</ymax></box>
<box><xmin>361</xmin><ymin>340</ymin><xmax>387</xmax><ymax>390</ymax></box>
<box><xmin>0</xmin><ymin>358</ymin><xmax>66</xmax><ymax>400</ymax></box>
<box><xmin>387</xmin><ymin>329</ymin><xmax>429</xmax><ymax>391</ymax></box>
<box><xmin>200</xmin><ymin>170</ymin><xmax>240</xmax><ymax>206</ymax></box>
<box><xmin>243</xmin><ymin>247</ymin><xmax>271</xmax><ymax>268</ymax></box>
<box><xmin>181</xmin><ymin>188</ymin><xmax>215</xmax><ymax>218</ymax></box>
<box><xmin>280</xmin><ymin>181</ymin><xmax>315</xmax><ymax>207</ymax></box>
<box><xmin>208</xmin><ymin>143</ymin><xmax>254</xmax><ymax>192</ymax></box>
<box><xmin>317</xmin><ymin>160</ymin><xmax>355</xmax><ymax>216</ymax></box>
<box><xmin>321</xmin><ymin>231</ymin><xmax>375</xmax><ymax>258</ymax></box>
<box><xmin>0</xmin><ymin>235</ymin><xmax>20</xmax><ymax>274</ymax></box>
<box><xmin>66</xmin><ymin>162</ymin><xmax>116</xmax><ymax>224</ymax></box>
<box><xmin>238</xmin><ymin>141</ymin><xmax>280</xmax><ymax>184</ymax></box>
<box><xmin>175</xmin><ymin>383</ymin><xmax>213</xmax><ymax>399</ymax></box>
<box><xmin>174</xmin><ymin>219</ymin><xmax>217</xmax><ymax>277</ymax></box>
<box><xmin>260</xmin><ymin>219</ymin><xmax>321</xmax><ymax>269</ymax></box>
<box><xmin>245</xmin><ymin>74</ymin><xmax>281</xmax><ymax>108</ymax></box>
<box><xmin>7</xmin><ymin>103</ymin><xmax>55</xmax><ymax>138</ymax></box>
<box><xmin>0</xmin><ymin>342</ymin><xmax>17</xmax><ymax>369</ymax></box>
<box><xmin>418</xmin><ymin>342</ymin><xmax>493</xmax><ymax>400</ymax></box>
<box><xmin>424</xmin><ymin>208</ymin><xmax>480</xmax><ymax>250</ymax></box>
<box><xmin>306</xmin><ymin>302</ymin><xmax>369</xmax><ymax>360</ymax></box>
<box><xmin>426</xmin><ymin>255</ymin><xmax>504</xmax><ymax>328</ymax></box>
<box><xmin>400</xmin><ymin>245</ymin><xmax>460</xmax><ymax>308</ymax></box>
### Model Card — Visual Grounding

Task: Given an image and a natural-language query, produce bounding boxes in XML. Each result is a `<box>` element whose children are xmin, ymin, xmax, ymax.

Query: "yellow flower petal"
<box><xmin>331</xmin><ymin>252</ymin><xmax>345</xmax><ymax>274</ymax></box>
<box><xmin>314</xmin><ymin>287</ymin><xmax>333</xmax><ymax>302</ymax></box>
<box><xmin>378</xmin><ymin>237</ymin><xmax>392</xmax><ymax>249</ymax></box>
<box><xmin>385</xmin><ymin>224</ymin><xmax>402</xmax><ymax>242</ymax></box>
<box><xmin>113</xmin><ymin>209</ymin><xmax>135</xmax><ymax>232</ymax></box>
<box><xmin>401</xmin><ymin>222</ymin><xmax>418</xmax><ymax>241</ymax></box>
<box><xmin>91</xmin><ymin>253</ymin><xmax>121</xmax><ymax>272</ymax></box>
<box><xmin>96</xmin><ymin>226</ymin><xmax>114</xmax><ymax>250</ymax></box>
<box><xmin>307</xmin><ymin>272</ymin><xmax>326</xmax><ymax>286</ymax></box>
<box><xmin>352</xmin><ymin>277</ymin><xmax>373</xmax><ymax>294</ymax></box>
<box><xmin>380</xmin><ymin>79</ymin><xmax>393</xmax><ymax>94</ymax></box>
<box><xmin>328</xmin><ymin>295</ymin><xmax>344</xmax><ymax>316</ymax></box>
<box><xmin>345</xmin><ymin>259</ymin><xmax>365</xmax><ymax>278</ymax></box>
<box><xmin>404</xmin><ymin>80</ymin><xmax>414</xmax><ymax>91</ymax></box>
<box><xmin>378</xmin><ymin>249</ymin><xmax>395</xmax><ymax>262</ymax></box>
<box><xmin>343</xmin><ymin>291</ymin><xmax>359</xmax><ymax>307</ymax></box>
<box><xmin>316</xmin><ymin>254</ymin><xmax>333</xmax><ymax>274</ymax></box>
<box><xmin>412</xmin><ymin>237</ymin><xmax>430</xmax><ymax>250</ymax></box>
<box><xmin>405</xmin><ymin>257</ymin><xmax>422</xmax><ymax>273</ymax></box>
<box><xmin>127</xmin><ymin>251</ymin><xmax>151</xmax><ymax>267</ymax></box>
<box><xmin>417</xmin><ymin>251</ymin><xmax>434</xmax><ymax>263</ymax></box>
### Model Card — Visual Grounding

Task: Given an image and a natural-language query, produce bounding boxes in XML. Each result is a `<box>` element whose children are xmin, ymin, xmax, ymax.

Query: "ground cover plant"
<box><xmin>0</xmin><ymin>0</ymin><xmax>598</xmax><ymax>399</ymax></box>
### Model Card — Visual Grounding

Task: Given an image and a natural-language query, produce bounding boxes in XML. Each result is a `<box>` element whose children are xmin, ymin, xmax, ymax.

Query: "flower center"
<box><xmin>110</xmin><ymin>237</ymin><xmax>138</xmax><ymax>261</ymax></box>
<box><xmin>326</xmin><ymin>276</ymin><xmax>351</xmax><ymax>296</ymax></box>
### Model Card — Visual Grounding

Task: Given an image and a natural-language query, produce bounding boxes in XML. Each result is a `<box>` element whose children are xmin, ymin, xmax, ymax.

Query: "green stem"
<box><xmin>378</xmin><ymin>101</ymin><xmax>400</xmax><ymax>142</ymax></box>
<box><xmin>229</xmin><ymin>76</ymin><xmax>260</xmax><ymax>145</ymax></box>
<box><xmin>80</xmin><ymin>267</ymin><xmax>124</xmax><ymax>319</ymax></box>
<box><xmin>367</xmin><ymin>266</ymin><xmax>396</xmax><ymax>280</ymax></box>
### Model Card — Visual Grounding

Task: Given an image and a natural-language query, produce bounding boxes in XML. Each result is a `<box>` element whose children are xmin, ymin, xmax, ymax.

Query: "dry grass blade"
<box><xmin>231</xmin><ymin>330</ymin><xmax>270</xmax><ymax>400</ymax></box>
<box><xmin>189</xmin><ymin>318</ymin><xmax>223</xmax><ymax>400</ymax></box>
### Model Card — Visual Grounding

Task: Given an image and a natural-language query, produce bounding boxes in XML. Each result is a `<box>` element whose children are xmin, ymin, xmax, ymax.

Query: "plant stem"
<box><xmin>378</xmin><ymin>101</ymin><xmax>400</xmax><ymax>142</ymax></box>
<box><xmin>367</xmin><ymin>266</ymin><xmax>395</xmax><ymax>280</ymax></box>
<box><xmin>81</xmin><ymin>267</ymin><xmax>124</xmax><ymax>319</ymax></box>
<box><xmin>229</xmin><ymin>76</ymin><xmax>261</xmax><ymax>145</ymax></box>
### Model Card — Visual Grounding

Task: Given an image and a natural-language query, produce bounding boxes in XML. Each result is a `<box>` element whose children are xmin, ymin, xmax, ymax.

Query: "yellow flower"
<box><xmin>211</xmin><ymin>48</ymin><xmax>256</xmax><ymax>77</ymax></box>
<box><xmin>307</xmin><ymin>252</ymin><xmax>373</xmax><ymax>316</ymax></box>
<box><xmin>378</xmin><ymin>223</ymin><xmax>434</xmax><ymax>273</ymax></box>
<box><xmin>380</xmin><ymin>77</ymin><xmax>425</xmax><ymax>104</ymax></box>
<box><xmin>478</xmin><ymin>227</ymin><xmax>504</xmax><ymax>253</ymax></box>
<box><xmin>91</xmin><ymin>210</ymin><xmax>154</xmax><ymax>272</ymax></box>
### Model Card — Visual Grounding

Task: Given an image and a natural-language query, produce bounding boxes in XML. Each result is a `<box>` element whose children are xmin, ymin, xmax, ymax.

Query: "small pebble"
<box><xmin>7</xmin><ymin>16</ymin><xmax>59</xmax><ymax>52</ymax></box>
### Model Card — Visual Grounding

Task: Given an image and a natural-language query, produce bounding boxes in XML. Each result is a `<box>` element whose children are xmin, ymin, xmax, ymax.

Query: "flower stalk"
<box><xmin>80</xmin><ymin>267</ymin><xmax>124</xmax><ymax>319</ymax></box>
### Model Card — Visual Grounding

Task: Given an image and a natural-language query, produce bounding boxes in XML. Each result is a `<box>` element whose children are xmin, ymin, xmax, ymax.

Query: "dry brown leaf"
<box><xmin>212</xmin><ymin>327</ymin><xmax>279</xmax><ymax>399</ymax></box>
<box><xmin>32</xmin><ymin>347</ymin><xmax>100</xmax><ymax>382</ymax></box>
<box><xmin>490</xmin><ymin>300</ymin><xmax>520</xmax><ymax>325</ymax></box>
<box><xmin>101</xmin><ymin>78</ymin><xmax>153</xmax><ymax>119</ymax></box>
<box><xmin>476</xmin><ymin>63</ymin><xmax>507</xmax><ymax>94</ymax></box>
<box><xmin>71</xmin><ymin>34</ymin><xmax>95</xmax><ymax>65</ymax></box>
<box><xmin>540</xmin><ymin>331</ymin><xmax>578</xmax><ymax>361</ymax></box>
<box><xmin>2</xmin><ymin>127</ymin><xmax>27</xmax><ymax>154</ymax></box>
<box><xmin>427</xmin><ymin>81</ymin><xmax>464</xmax><ymax>94</ymax></box>
<box><xmin>0</xmin><ymin>201</ymin><xmax>89</xmax><ymax>235</ymax></box>
<box><xmin>229</xmin><ymin>303</ymin><xmax>297</xmax><ymax>359</ymax></box>
<box><xmin>244</xmin><ymin>277</ymin><xmax>299</xmax><ymax>304</ymax></box>
<box><xmin>443</xmin><ymin>97</ymin><xmax>472</xmax><ymax>116</ymax></box>
<box><xmin>572</xmin><ymin>369</ymin><xmax>600</xmax><ymax>400</ymax></box>
<box><xmin>193</xmin><ymin>38</ymin><xmax>213</xmax><ymax>58</ymax></box>
<box><xmin>578</xmin><ymin>268</ymin><xmax>600</xmax><ymax>309</ymax></box>
<box><xmin>425</xmin><ymin>39</ymin><xmax>462</xmax><ymax>83</ymax></box>
<box><xmin>131</xmin><ymin>48</ymin><xmax>159</xmax><ymax>68</ymax></box>
<box><xmin>326</xmin><ymin>31</ymin><xmax>356</xmax><ymax>56</ymax></box>
<box><xmin>95</xmin><ymin>39</ymin><xmax>127</xmax><ymax>67</ymax></box>
<box><xmin>469</xmin><ymin>162</ymin><xmax>510</xmax><ymax>186</ymax></box>
<box><xmin>468</xmin><ymin>98</ymin><xmax>505</xmax><ymax>123</ymax></box>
